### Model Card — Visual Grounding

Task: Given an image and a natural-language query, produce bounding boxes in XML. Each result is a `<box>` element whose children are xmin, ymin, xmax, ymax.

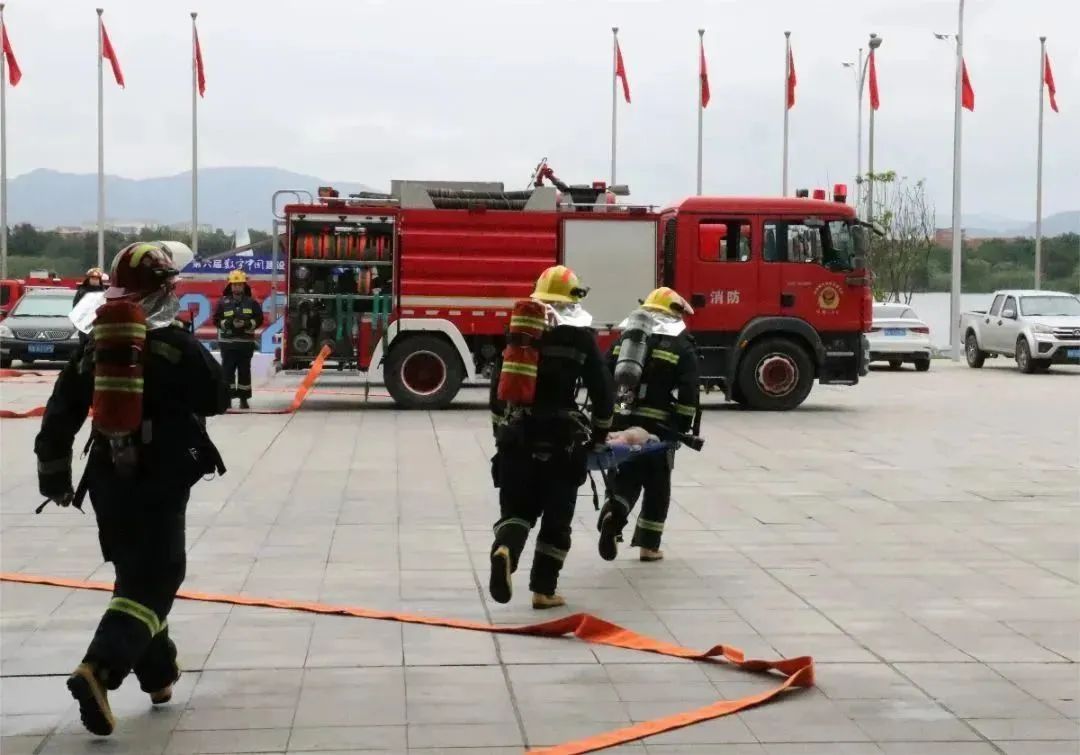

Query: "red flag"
<box><xmin>868</xmin><ymin>50</ymin><xmax>880</xmax><ymax>111</ymax></box>
<box><xmin>699</xmin><ymin>38</ymin><xmax>710</xmax><ymax>108</ymax></box>
<box><xmin>2</xmin><ymin>24</ymin><xmax>21</xmax><ymax>87</ymax></box>
<box><xmin>786</xmin><ymin>48</ymin><xmax>796</xmax><ymax>109</ymax></box>
<box><xmin>194</xmin><ymin>25</ymin><xmax>206</xmax><ymax>97</ymax></box>
<box><xmin>1043</xmin><ymin>51</ymin><xmax>1058</xmax><ymax>113</ymax></box>
<box><xmin>615</xmin><ymin>39</ymin><xmax>630</xmax><ymax>104</ymax></box>
<box><xmin>961</xmin><ymin>58</ymin><xmax>974</xmax><ymax>111</ymax></box>
<box><xmin>100</xmin><ymin>20</ymin><xmax>124</xmax><ymax>88</ymax></box>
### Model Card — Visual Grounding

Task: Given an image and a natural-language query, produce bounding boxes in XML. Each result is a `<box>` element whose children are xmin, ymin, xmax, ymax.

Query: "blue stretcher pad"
<box><xmin>587</xmin><ymin>440</ymin><xmax>673</xmax><ymax>471</ymax></box>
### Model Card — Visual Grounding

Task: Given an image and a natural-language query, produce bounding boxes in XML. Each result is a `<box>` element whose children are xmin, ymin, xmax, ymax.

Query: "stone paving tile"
<box><xmin>2</xmin><ymin>362</ymin><xmax>1078</xmax><ymax>754</ymax></box>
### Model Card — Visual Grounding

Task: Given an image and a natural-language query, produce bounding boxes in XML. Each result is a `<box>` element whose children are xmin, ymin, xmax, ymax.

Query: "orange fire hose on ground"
<box><xmin>0</xmin><ymin>571</ymin><xmax>814</xmax><ymax>754</ymax></box>
<box><xmin>1</xmin><ymin>346</ymin><xmax>333</xmax><ymax>419</ymax></box>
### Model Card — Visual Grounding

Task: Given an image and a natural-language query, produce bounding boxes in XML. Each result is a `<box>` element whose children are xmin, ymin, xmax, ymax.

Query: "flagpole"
<box><xmin>782</xmin><ymin>31</ymin><xmax>791</xmax><ymax>196</ymax></box>
<box><xmin>696</xmin><ymin>29</ymin><xmax>704</xmax><ymax>196</ymax></box>
<box><xmin>610</xmin><ymin>27</ymin><xmax>618</xmax><ymax>186</ymax></box>
<box><xmin>855</xmin><ymin>46</ymin><xmax>864</xmax><ymax>217</ymax></box>
<box><xmin>1034</xmin><ymin>36</ymin><xmax>1045</xmax><ymax>290</ymax></box>
<box><xmin>96</xmin><ymin>8</ymin><xmax>105</xmax><ymax>270</ymax></box>
<box><xmin>191</xmin><ymin>12</ymin><xmax>198</xmax><ymax>259</ymax></box>
<box><xmin>1</xmin><ymin>3</ymin><xmax>8</xmax><ymax>280</ymax></box>
<box><xmin>949</xmin><ymin>0</ymin><xmax>965</xmax><ymax>361</ymax></box>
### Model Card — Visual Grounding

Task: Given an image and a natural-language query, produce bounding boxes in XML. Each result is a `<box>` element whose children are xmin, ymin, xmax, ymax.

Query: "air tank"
<box><xmin>614</xmin><ymin>308</ymin><xmax>653</xmax><ymax>391</ymax></box>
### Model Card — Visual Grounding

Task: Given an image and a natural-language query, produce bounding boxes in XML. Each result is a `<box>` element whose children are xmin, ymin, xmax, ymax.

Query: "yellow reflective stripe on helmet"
<box><xmin>94</xmin><ymin>376</ymin><xmax>145</xmax><ymax>392</ymax></box>
<box><xmin>632</xmin><ymin>406</ymin><xmax>669</xmax><ymax>421</ymax></box>
<box><xmin>128</xmin><ymin>243</ymin><xmax>160</xmax><ymax>268</ymax></box>
<box><xmin>149</xmin><ymin>340</ymin><xmax>182</xmax><ymax>364</ymax></box>
<box><xmin>651</xmin><ymin>349</ymin><xmax>680</xmax><ymax>365</ymax></box>
<box><xmin>636</xmin><ymin>518</ymin><xmax>665</xmax><ymax>533</ymax></box>
<box><xmin>501</xmin><ymin>362</ymin><xmax>538</xmax><ymax>377</ymax></box>
<box><xmin>675</xmin><ymin>403</ymin><xmax>697</xmax><ymax>418</ymax></box>
<box><xmin>94</xmin><ymin>323</ymin><xmax>147</xmax><ymax>339</ymax></box>
<box><xmin>510</xmin><ymin>315</ymin><xmax>547</xmax><ymax>329</ymax></box>
<box><xmin>107</xmin><ymin>597</ymin><xmax>161</xmax><ymax>636</ymax></box>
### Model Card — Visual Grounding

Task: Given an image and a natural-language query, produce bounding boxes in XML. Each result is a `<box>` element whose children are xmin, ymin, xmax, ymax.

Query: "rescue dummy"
<box><xmin>489</xmin><ymin>265</ymin><xmax>615</xmax><ymax>609</ymax></box>
<box><xmin>597</xmin><ymin>287</ymin><xmax>701</xmax><ymax>562</ymax></box>
<box><xmin>34</xmin><ymin>241</ymin><xmax>228</xmax><ymax>737</ymax></box>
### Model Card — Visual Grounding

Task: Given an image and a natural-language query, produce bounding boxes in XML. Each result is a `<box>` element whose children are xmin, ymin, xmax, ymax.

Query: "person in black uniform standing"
<box><xmin>213</xmin><ymin>269</ymin><xmax>262</xmax><ymax>409</ymax></box>
<box><xmin>73</xmin><ymin>267</ymin><xmax>106</xmax><ymax>308</ymax></box>
<box><xmin>598</xmin><ymin>287</ymin><xmax>700</xmax><ymax>563</ymax></box>
<box><xmin>35</xmin><ymin>242</ymin><xmax>228</xmax><ymax>737</ymax></box>
<box><xmin>489</xmin><ymin>265</ymin><xmax>615</xmax><ymax>609</ymax></box>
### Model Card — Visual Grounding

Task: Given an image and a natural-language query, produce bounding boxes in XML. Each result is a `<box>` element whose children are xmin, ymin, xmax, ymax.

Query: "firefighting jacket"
<box><xmin>213</xmin><ymin>285</ymin><xmax>262</xmax><ymax>344</ymax></box>
<box><xmin>491</xmin><ymin>324</ymin><xmax>615</xmax><ymax>447</ymax></box>
<box><xmin>34</xmin><ymin>322</ymin><xmax>229</xmax><ymax>488</ymax></box>
<box><xmin>609</xmin><ymin>331</ymin><xmax>700</xmax><ymax>435</ymax></box>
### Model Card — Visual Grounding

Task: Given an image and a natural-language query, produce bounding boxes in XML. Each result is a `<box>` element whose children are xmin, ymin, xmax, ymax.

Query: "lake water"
<box><xmin>902</xmin><ymin>292</ymin><xmax>994</xmax><ymax>349</ymax></box>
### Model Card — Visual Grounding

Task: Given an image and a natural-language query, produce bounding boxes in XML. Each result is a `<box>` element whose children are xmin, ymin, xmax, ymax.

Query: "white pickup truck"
<box><xmin>961</xmin><ymin>289</ymin><xmax>1080</xmax><ymax>373</ymax></box>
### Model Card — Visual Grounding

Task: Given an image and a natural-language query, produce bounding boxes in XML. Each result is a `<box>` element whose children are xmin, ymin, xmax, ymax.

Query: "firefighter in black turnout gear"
<box><xmin>35</xmin><ymin>242</ymin><xmax>228</xmax><ymax>737</ymax></box>
<box><xmin>598</xmin><ymin>287</ymin><xmax>700</xmax><ymax>563</ymax></box>
<box><xmin>213</xmin><ymin>268</ymin><xmax>262</xmax><ymax>409</ymax></box>
<box><xmin>489</xmin><ymin>266</ymin><xmax>615</xmax><ymax>610</ymax></box>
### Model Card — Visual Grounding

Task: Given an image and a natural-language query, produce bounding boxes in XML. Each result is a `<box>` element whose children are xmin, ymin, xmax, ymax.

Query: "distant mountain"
<box><xmin>8</xmin><ymin>167</ymin><xmax>379</xmax><ymax>232</ymax></box>
<box><xmin>945</xmin><ymin>211</ymin><xmax>1079</xmax><ymax>239</ymax></box>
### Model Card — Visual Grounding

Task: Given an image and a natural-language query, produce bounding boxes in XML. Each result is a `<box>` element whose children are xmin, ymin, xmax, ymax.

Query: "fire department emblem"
<box><xmin>815</xmin><ymin>283</ymin><xmax>841</xmax><ymax>311</ymax></box>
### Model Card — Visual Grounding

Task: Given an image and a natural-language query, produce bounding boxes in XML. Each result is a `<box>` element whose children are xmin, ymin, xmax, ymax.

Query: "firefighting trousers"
<box><xmin>599</xmin><ymin>449</ymin><xmax>673</xmax><ymax>551</ymax></box>
<box><xmin>220</xmin><ymin>342</ymin><xmax>255</xmax><ymax>399</ymax></box>
<box><xmin>491</xmin><ymin>447</ymin><xmax>583</xmax><ymax>596</ymax></box>
<box><xmin>83</xmin><ymin>477</ymin><xmax>188</xmax><ymax>693</ymax></box>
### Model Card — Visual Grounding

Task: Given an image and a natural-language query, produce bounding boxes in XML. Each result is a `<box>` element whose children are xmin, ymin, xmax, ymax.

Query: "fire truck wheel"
<box><xmin>385</xmin><ymin>335</ymin><xmax>464</xmax><ymax>409</ymax></box>
<box><xmin>736</xmin><ymin>337</ymin><xmax>814</xmax><ymax>411</ymax></box>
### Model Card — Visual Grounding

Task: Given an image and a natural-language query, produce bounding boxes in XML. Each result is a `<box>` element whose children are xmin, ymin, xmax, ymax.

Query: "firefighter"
<box><xmin>489</xmin><ymin>265</ymin><xmax>615</xmax><ymax>609</ymax></box>
<box><xmin>73</xmin><ymin>267</ymin><xmax>107</xmax><ymax>307</ymax></box>
<box><xmin>597</xmin><ymin>287</ymin><xmax>700</xmax><ymax>563</ymax></box>
<box><xmin>213</xmin><ymin>269</ymin><xmax>262</xmax><ymax>409</ymax></box>
<box><xmin>35</xmin><ymin>241</ymin><xmax>228</xmax><ymax>737</ymax></box>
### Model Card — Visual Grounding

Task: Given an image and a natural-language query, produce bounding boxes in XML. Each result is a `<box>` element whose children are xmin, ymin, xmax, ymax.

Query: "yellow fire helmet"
<box><xmin>530</xmin><ymin>265</ymin><xmax>590</xmax><ymax>304</ymax></box>
<box><xmin>227</xmin><ymin>269</ymin><xmax>248</xmax><ymax>284</ymax></box>
<box><xmin>640</xmin><ymin>287</ymin><xmax>695</xmax><ymax>317</ymax></box>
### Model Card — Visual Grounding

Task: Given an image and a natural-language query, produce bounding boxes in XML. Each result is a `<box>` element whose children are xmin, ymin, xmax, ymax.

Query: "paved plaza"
<box><xmin>1</xmin><ymin>359</ymin><xmax>1077</xmax><ymax>755</ymax></box>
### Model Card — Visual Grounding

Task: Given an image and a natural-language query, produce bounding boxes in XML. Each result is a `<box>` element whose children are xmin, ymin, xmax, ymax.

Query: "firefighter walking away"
<box><xmin>598</xmin><ymin>287</ymin><xmax>700</xmax><ymax>563</ymax></box>
<box><xmin>489</xmin><ymin>265</ymin><xmax>614</xmax><ymax>609</ymax></box>
<box><xmin>213</xmin><ymin>269</ymin><xmax>262</xmax><ymax>409</ymax></box>
<box><xmin>35</xmin><ymin>242</ymin><xmax>228</xmax><ymax>737</ymax></box>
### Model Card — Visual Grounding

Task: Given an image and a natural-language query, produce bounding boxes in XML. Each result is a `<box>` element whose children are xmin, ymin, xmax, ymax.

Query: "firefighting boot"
<box><xmin>489</xmin><ymin>546</ymin><xmax>513</xmax><ymax>604</ymax></box>
<box><xmin>639</xmin><ymin>548</ymin><xmax>664</xmax><ymax>562</ymax></box>
<box><xmin>239</xmin><ymin>398</ymin><xmax>250</xmax><ymax>410</ymax></box>
<box><xmin>148</xmin><ymin>660</ymin><xmax>181</xmax><ymax>705</ymax></box>
<box><xmin>597</xmin><ymin>512</ymin><xmax>621</xmax><ymax>562</ymax></box>
<box><xmin>531</xmin><ymin>592</ymin><xmax>566</xmax><ymax>610</ymax></box>
<box><xmin>67</xmin><ymin>663</ymin><xmax>116</xmax><ymax>736</ymax></box>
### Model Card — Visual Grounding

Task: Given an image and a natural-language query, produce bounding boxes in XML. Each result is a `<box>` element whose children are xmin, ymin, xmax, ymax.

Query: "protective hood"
<box><xmin>615</xmin><ymin>308</ymin><xmax>686</xmax><ymax>336</ymax></box>
<box><xmin>140</xmin><ymin>287</ymin><xmax>182</xmax><ymax>330</ymax></box>
<box><xmin>539</xmin><ymin>300</ymin><xmax>593</xmax><ymax>328</ymax></box>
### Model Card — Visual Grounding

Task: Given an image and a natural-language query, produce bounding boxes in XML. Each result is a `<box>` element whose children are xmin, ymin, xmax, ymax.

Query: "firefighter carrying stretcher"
<box><xmin>489</xmin><ymin>265</ymin><xmax>615</xmax><ymax>609</ymax></box>
<box><xmin>597</xmin><ymin>287</ymin><xmax>700</xmax><ymax>562</ymax></box>
<box><xmin>213</xmin><ymin>269</ymin><xmax>262</xmax><ymax>409</ymax></box>
<box><xmin>34</xmin><ymin>242</ymin><xmax>228</xmax><ymax>737</ymax></box>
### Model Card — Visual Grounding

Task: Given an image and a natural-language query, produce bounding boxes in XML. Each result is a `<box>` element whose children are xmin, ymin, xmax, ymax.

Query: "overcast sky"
<box><xmin>3</xmin><ymin>0</ymin><xmax>1078</xmax><ymax>222</ymax></box>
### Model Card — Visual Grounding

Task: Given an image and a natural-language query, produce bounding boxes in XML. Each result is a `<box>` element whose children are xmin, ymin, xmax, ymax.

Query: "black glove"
<box><xmin>38</xmin><ymin>456</ymin><xmax>74</xmax><ymax>506</ymax></box>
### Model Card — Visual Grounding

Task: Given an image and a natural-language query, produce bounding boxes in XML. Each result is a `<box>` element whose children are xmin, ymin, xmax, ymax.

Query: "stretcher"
<box><xmin>587</xmin><ymin>440</ymin><xmax>673</xmax><ymax>471</ymax></box>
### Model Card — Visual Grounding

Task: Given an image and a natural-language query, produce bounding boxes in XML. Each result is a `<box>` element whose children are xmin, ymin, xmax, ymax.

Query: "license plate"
<box><xmin>884</xmin><ymin>328</ymin><xmax>906</xmax><ymax>336</ymax></box>
<box><xmin>27</xmin><ymin>343</ymin><xmax>55</xmax><ymax>355</ymax></box>
<box><xmin>1068</xmin><ymin>349</ymin><xmax>1080</xmax><ymax>359</ymax></box>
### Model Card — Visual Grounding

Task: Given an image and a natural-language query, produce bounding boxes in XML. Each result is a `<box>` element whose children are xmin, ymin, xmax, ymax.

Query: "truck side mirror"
<box><xmin>1001</xmin><ymin>308</ymin><xmax>1016</xmax><ymax>319</ymax></box>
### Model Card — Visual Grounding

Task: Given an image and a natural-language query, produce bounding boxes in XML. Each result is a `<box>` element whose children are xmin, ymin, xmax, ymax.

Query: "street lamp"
<box><xmin>842</xmin><ymin>32</ymin><xmax>882</xmax><ymax>220</ymax></box>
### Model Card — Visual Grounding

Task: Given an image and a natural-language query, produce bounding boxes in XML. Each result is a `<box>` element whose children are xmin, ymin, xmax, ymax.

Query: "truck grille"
<box><xmin>12</xmin><ymin>328</ymin><xmax>73</xmax><ymax>340</ymax></box>
<box><xmin>1052</xmin><ymin>328</ymin><xmax>1080</xmax><ymax>340</ymax></box>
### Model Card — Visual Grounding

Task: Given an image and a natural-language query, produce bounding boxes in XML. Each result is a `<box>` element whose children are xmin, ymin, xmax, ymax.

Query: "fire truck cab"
<box><xmin>273</xmin><ymin>178</ymin><xmax>871</xmax><ymax>411</ymax></box>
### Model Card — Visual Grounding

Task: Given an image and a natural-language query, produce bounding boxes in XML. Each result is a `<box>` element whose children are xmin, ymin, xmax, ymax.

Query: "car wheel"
<box><xmin>914</xmin><ymin>358</ymin><xmax>931</xmax><ymax>372</ymax></box>
<box><xmin>0</xmin><ymin>356</ymin><xmax>11</xmax><ymax>369</ymax></box>
<box><xmin>736</xmin><ymin>337</ymin><xmax>814</xmax><ymax>411</ymax></box>
<box><xmin>384</xmin><ymin>335</ymin><xmax>464</xmax><ymax>409</ymax></box>
<box><xmin>1032</xmin><ymin>360</ymin><xmax>1051</xmax><ymax>374</ymax></box>
<box><xmin>965</xmin><ymin>333</ymin><xmax>986</xmax><ymax>368</ymax></box>
<box><xmin>888</xmin><ymin>360</ymin><xmax>903</xmax><ymax>370</ymax></box>
<box><xmin>1016</xmin><ymin>338</ymin><xmax>1036</xmax><ymax>374</ymax></box>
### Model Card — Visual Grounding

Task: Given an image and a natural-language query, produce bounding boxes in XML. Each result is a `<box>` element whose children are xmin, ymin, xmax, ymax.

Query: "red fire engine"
<box><xmin>274</xmin><ymin>168</ymin><xmax>872</xmax><ymax>411</ymax></box>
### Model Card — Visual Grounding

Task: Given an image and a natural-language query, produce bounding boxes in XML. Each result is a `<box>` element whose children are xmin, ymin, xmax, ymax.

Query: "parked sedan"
<box><xmin>0</xmin><ymin>287</ymin><xmax>81</xmax><ymax>368</ymax></box>
<box><xmin>867</xmin><ymin>302</ymin><xmax>932</xmax><ymax>371</ymax></box>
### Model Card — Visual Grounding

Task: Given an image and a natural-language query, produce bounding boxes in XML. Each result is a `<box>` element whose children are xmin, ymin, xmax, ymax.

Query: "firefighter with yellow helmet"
<box><xmin>597</xmin><ymin>286</ymin><xmax>700</xmax><ymax>563</ymax></box>
<box><xmin>213</xmin><ymin>268</ymin><xmax>263</xmax><ymax>409</ymax></box>
<box><xmin>489</xmin><ymin>265</ymin><xmax>615</xmax><ymax>609</ymax></box>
